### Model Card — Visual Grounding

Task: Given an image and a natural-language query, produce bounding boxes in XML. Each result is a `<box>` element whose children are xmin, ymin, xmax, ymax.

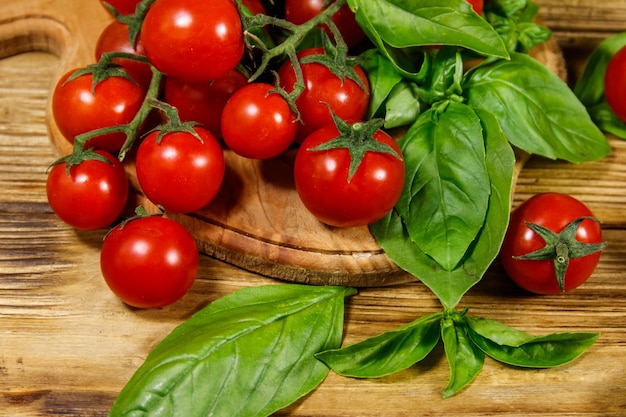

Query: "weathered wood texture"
<box><xmin>0</xmin><ymin>1</ymin><xmax>625</xmax><ymax>416</ymax></box>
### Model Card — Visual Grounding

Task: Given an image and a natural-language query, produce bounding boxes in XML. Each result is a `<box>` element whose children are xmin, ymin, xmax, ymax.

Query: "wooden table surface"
<box><xmin>1</xmin><ymin>3</ymin><xmax>626</xmax><ymax>417</ymax></box>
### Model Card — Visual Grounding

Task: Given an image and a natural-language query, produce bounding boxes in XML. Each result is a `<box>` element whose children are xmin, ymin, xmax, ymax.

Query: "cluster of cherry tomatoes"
<box><xmin>44</xmin><ymin>0</ymin><xmax>607</xmax><ymax>308</ymax></box>
<box><xmin>45</xmin><ymin>0</ymin><xmax>408</xmax><ymax>308</ymax></box>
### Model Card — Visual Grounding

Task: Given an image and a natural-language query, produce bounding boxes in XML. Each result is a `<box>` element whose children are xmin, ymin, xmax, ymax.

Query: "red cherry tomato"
<box><xmin>164</xmin><ymin>68</ymin><xmax>248</xmax><ymax>138</ymax></box>
<box><xmin>604</xmin><ymin>44</ymin><xmax>626</xmax><ymax>123</ymax></box>
<box><xmin>46</xmin><ymin>151</ymin><xmax>129</xmax><ymax>230</ymax></box>
<box><xmin>52</xmin><ymin>69</ymin><xmax>145</xmax><ymax>153</ymax></box>
<box><xmin>100</xmin><ymin>216</ymin><xmax>199</xmax><ymax>309</ymax></box>
<box><xmin>95</xmin><ymin>21</ymin><xmax>152</xmax><ymax>89</ymax></box>
<box><xmin>99</xmin><ymin>0</ymin><xmax>141</xmax><ymax>16</ymax></box>
<box><xmin>294</xmin><ymin>121</ymin><xmax>405</xmax><ymax>228</ymax></box>
<box><xmin>135</xmin><ymin>126</ymin><xmax>225</xmax><ymax>214</ymax></box>
<box><xmin>500</xmin><ymin>193</ymin><xmax>605</xmax><ymax>294</ymax></box>
<box><xmin>221</xmin><ymin>83</ymin><xmax>298</xmax><ymax>159</ymax></box>
<box><xmin>141</xmin><ymin>0</ymin><xmax>244</xmax><ymax>83</ymax></box>
<box><xmin>284</xmin><ymin>0</ymin><xmax>366</xmax><ymax>48</ymax></box>
<box><xmin>278</xmin><ymin>48</ymin><xmax>370</xmax><ymax>142</ymax></box>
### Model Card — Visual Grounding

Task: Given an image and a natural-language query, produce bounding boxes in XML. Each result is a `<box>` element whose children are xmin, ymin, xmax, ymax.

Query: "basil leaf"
<box><xmin>347</xmin><ymin>0</ymin><xmax>509</xmax><ymax>60</ymax></box>
<box><xmin>588</xmin><ymin>102</ymin><xmax>626</xmax><ymax>139</ymax></box>
<box><xmin>441</xmin><ymin>318</ymin><xmax>484</xmax><ymax>398</ymax></box>
<box><xmin>574</xmin><ymin>32</ymin><xmax>626</xmax><ymax>108</ymax></box>
<box><xmin>370</xmin><ymin>108</ymin><xmax>515</xmax><ymax>309</ymax></box>
<box><xmin>397</xmin><ymin>102</ymin><xmax>490</xmax><ymax>271</ymax></box>
<box><xmin>315</xmin><ymin>312</ymin><xmax>442</xmax><ymax>378</ymax></box>
<box><xmin>467</xmin><ymin>321</ymin><xmax>600</xmax><ymax>368</ymax></box>
<box><xmin>109</xmin><ymin>285</ymin><xmax>356</xmax><ymax>417</ymax></box>
<box><xmin>359</xmin><ymin>49</ymin><xmax>405</xmax><ymax>119</ymax></box>
<box><xmin>485</xmin><ymin>0</ymin><xmax>551</xmax><ymax>54</ymax></box>
<box><xmin>466</xmin><ymin>316</ymin><xmax>537</xmax><ymax>346</ymax></box>
<box><xmin>464</xmin><ymin>52</ymin><xmax>611</xmax><ymax>163</ymax></box>
<box><xmin>383</xmin><ymin>81</ymin><xmax>421</xmax><ymax>129</ymax></box>
<box><xmin>418</xmin><ymin>46</ymin><xmax>464</xmax><ymax>105</ymax></box>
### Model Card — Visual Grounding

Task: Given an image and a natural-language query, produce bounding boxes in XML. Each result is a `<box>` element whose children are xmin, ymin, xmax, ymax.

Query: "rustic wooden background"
<box><xmin>1</xmin><ymin>0</ymin><xmax>625</xmax><ymax>416</ymax></box>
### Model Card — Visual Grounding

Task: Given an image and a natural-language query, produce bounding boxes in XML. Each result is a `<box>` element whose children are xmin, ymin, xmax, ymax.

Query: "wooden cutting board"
<box><xmin>1</xmin><ymin>0</ymin><xmax>566</xmax><ymax>286</ymax></box>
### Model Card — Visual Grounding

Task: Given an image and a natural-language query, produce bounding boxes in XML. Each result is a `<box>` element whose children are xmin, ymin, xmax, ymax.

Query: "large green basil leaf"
<box><xmin>370</xmin><ymin>108</ymin><xmax>515</xmax><ymax>309</ymax></box>
<box><xmin>466</xmin><ymin>317</ymin><xmax>600</xmax><ymax>368</ymax></box>
<box><xmin>109</xmin><ymin>284</ymin><xmax>356</xmax><ymax>417</ymax></box>
<box><xmin>397</xmin><ymin>102</ymin><xmax>490</xmax><ymax>271</ymax></box>
<box><xmin>574</xmin><ymin>32</ymin><xmax>626</xmax><ymax>108</ymax></box>
<box><xmin>315</xmin><ymin>312</ymin><xmax>442</xmax><ymax>378</ymax></box>
<box><xmin>348</xmin><ymin>0</ymin><xmax>509</xmax><ymax>58</ymax></box>
<box><xmin>441</xmin><ymin>317</ymin><xmax>484</xmax><ymax>398</ymax></box>
<box><xmin>359</xmin><ymin>48</ymin><xmax>405</xmax><ymax>119</ymax></box>
<box><xmin>463</xmin><ymin>52</ymin><xmax>611</xmax><ymax>163</ymax></box>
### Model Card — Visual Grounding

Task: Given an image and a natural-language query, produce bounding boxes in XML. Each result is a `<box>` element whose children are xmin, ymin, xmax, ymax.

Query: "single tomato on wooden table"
<box><xmin>500</xmin><ymin>193</ymin><xmax>606</xmax><ymax>294</ymax></box>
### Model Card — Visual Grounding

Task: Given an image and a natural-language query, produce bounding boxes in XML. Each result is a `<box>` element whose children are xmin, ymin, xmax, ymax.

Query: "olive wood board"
<box><xmin>2</xmin><ymin>0</ymin><xmax>567</xmax><ymax>286</ymax></box>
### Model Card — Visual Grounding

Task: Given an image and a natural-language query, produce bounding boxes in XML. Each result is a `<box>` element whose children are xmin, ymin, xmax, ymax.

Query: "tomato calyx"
<box><xmin>49</xmin><ymin>148</ymin><xmax>114</xmax><ymax>177</ymax></box>
<box><xmin>308</xmin><ymin>109</ymin><xmax>401</xmax><ymax>182</ymax></box>
<box><xmin>146</xmin><ymin>99</ymin><xmax>204</xmax><ymax>144</ymax></box>
<box><xmin>105</xmin><ymin>0</ymin><xmax>155</xmax><ymax>47</ymax></box>
<box><xmin>514</xmin><ymin>216</ymin><xmax>607</xmax><ymax>291</ymax></box>
<box><xmin>299</xmin><ymin>33</ymin><xmax>368</xmax><ymax>93</ymax></box>
<box><xmin>66</xmin><ymin>54</ymin><xmax>142</xmax><ymax>93</ymax></box>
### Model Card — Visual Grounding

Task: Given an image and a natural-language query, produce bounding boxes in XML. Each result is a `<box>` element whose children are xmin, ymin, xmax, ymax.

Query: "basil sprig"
<box><xmin>574</xmin><ymin>31</ymin><xmax>626</xmax><ymax>139</ymax></box>
<box><xmin>317</xmin><ymin>309</ymin><xmax>599</xmax><ymax>398</ymax></box>
<box><xmin>109</xmin><ymin>285</ymin><xmax>356</xmax><ymax>417</ymax></box>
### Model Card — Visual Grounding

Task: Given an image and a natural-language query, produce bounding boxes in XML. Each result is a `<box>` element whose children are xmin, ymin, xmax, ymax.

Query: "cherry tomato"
<box><xmin>99</xmin><ymin>0</ymin><xmax>141</xmax><ymax>16</ymax></box>
<box><xmin>135</xmin><ymin>126</ymin><xmax>225</xmax><ymax>214</ymax></box>
<box><xmin>95</xmin><ymin>21</ymin><xmax>152</xmax><ymax>89</ymax></box>
<box><xmin>278</xmin><ymin>48</ymin><xmax>370</xmax><ymax>142</ymax></box>
<box><xmin>294</xmin><ymin>120</ymin><xmax>405</xmax><ymax>228</ymax></box>
<box><xmin>46</xmin><ymin>151</ymin><xmax>129</xmax><ymax>230</ymax></box>
<box><xmin>221</xmin><ymin>83</ymin><xmax>298</xmax><ymax>159</ymax></box>
<box><xmin>500</xmin><ymin>193</ymin><xmax>605</xmax><ymax>294</ymax></box>
<box><xmin>141</xmin><ymin>0</ymin><xmax>244</xmax><ymax>83</ymax></box>
<box><xmin>100</xmin><ymin>216</ymin><xmax>199</xmax><ymax>309</ymax></box>
<box><xmin>52</xmin><ymin>69</ymin><xmax>145</xmax><ymax>153</ymax></box>
<box><xmin>164</xmin><ymin>68</ymin><xmax>248</xmax><ymax>138</ymax></box>
<box><xmin>604</xmin><ymin>44</ymin><xmax>626</xmax><ymax>123</ymax></box>
<box><xmin>284</xmin><ymin>0</ymin><xmax>366</xmax><ymax>48</ymax></box>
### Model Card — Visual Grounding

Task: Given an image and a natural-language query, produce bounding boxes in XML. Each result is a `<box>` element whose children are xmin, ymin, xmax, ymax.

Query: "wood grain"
<box><xmin>0</xmin><ymin>1</ymin><xmax>625</xmax><ymax>416</ymax></box>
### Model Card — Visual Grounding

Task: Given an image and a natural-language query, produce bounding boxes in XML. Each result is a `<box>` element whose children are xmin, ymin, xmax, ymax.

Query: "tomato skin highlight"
<box><xmin>604</xmin><ymin>45</ymin><xmax>626</xmax><ymax>123</ymax></box>
<box><xmin>52</xmin><ymin>69</ymin><xmax>145</xmax><ymax>153</ymax></box>
<box><xmin>294</xmin><ymin>122</ymin><xmax>405</xmax><ymax>228</ymax></box>
<box><xmin>221</xmin><ymin>82</ymin><xmax>298</xmax><ymax>159</ymax></box>
<box><xmin>278</xmin><ymin>48</ymin><xmax>370</xmax><ymax>142</ymax></box>
<box><xmin>500</xmin><ymin>193</ymin><xmax>604</xmax><ymax>294</ymax></box>
<box><xmin>46</xmin><ymin>151</ymin><xmax>129</xmax><ymax>231</ymax></box>
<box><xmin>135</xmin><ymin>126</ymin><xmax>225</xmax><ymax>214</ymax></box>
<box><xmin>100</xmin><ymin>216</ymin><xmax>199</xmax><ymax>309</ymax></box>
<box><xmin>164</xmin><ymin>68</ymin><xmax>248</xmax><ymax>139</ymax></box>
<box><xmin>141</xmin><ymin>0</ymin><xmax>244</xmax><ymax>83</ymax></box>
